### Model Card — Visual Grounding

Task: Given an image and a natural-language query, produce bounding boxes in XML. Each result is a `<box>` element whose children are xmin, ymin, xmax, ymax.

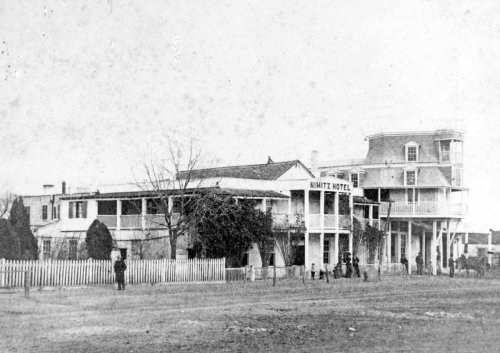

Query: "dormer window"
<box><xmin>404</xmin><ymin>169</ymin><xmax>417</xmax><ymax>186</ymax></box>
<box><xmin>405</xmin><ymin>142</ymin><xmax>419</xmax><ymax>162</ymax></box>
<box><xmin>350</xmin><ymin>173</ymin><xmax>359</xmax><ymax>188</ymax></box>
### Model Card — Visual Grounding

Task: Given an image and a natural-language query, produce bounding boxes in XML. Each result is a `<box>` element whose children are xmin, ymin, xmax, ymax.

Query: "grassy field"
<box><xmin>1</xmin><ymin>275</ymin><xmax>500</xmax><ymax>352</ymax></box>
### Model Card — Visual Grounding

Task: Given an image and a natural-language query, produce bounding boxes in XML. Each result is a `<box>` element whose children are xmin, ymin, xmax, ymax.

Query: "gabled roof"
<box><xmin>178</xmin><ymin>160</ymin><xmax>315</xmax><ymax>181</ymax></box>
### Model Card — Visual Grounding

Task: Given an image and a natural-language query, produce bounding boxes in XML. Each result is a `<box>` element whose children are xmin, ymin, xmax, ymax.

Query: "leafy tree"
<box><xmin>190</xmin><ymin>193</ymin><xmax>256</xmax><ymax>267</ymax></box>
<box><xmin>253</xmin><ymin>210</ymin><xmax>275</xmax><ymax>278</ymax></box>
<box><xmin>85</xmin><ymin>219</ymin><xmax>113</xmax><ymax>260</ymax></box>
<box><xmin>0</xmin><ymin>219</ymin><xmax>20</xmax><ymax>260</ymax></box>
<box><xmin>9</xmin><ymin>197</ymin><xmax>38</xmax><ymax>259</ymax></box>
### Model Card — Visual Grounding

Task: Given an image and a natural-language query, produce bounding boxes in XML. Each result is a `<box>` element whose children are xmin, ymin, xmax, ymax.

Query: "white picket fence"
<box><xmin>0</xmin><ymin>258</ymin><xmax>226</xmax><ymax>288</ymax></box>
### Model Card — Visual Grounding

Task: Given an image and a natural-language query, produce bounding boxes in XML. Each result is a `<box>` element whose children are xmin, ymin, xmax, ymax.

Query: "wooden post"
<box><xmin>325</xmin><ymin>264</ymin><xmax>329</xmax><ymax>283</ymax></box>
<box><xmin>244</xmin><ymin>266</ymin><xmax>248</xmax><ymax>284</ymax></box>
<box><xmin>24</xmin><ymin>269</ymin><xmax>31</xmax><ymax>298</ymax></box>
<box><xmin>1</xmin><ymin>258</ymin><xmax>5</xmax><ymax>287</ymax></box>
<box><xmin>301</xmin><ymin>265</ymin><xmax>305</xmax><ymax>285</ymax></box>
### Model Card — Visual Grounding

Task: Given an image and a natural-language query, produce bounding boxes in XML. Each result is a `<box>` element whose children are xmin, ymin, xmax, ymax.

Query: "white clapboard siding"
<box><xmin>0</xmin><ymin>258</ymin><xmax>225</xmax><ymax>288</ymax></box>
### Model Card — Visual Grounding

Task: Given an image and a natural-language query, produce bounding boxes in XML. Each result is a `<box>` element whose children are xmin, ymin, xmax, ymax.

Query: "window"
<box><xmin>400</xmin><ymin>235</ymin><xmax>406</xmax><ymax>258</ymax></box>
<box><xmin>452</xmin><ymin>167</ymin><xmax>463</xmax><ymax>187</ymax></box>
<box><xmin>268</xmin><ymin>252</ymin><xmax>275</xmax><ymax>266</ymax></box>
<box><xmin>323</xmin><ymin>239</ymin><xmax>330</xmax><ymax>264</ymax></box>
<box><xmin>43</xmin><ymin>240</ymin><xmax>51</xmax><ymax>259</ymax></box>
<box><xmin>350</xmin><ymin>173</ymin><xmax>359</xmax><ymax>188</ymax></box>
<box><xmin>97</xmin><ymin>200</ymin><xmax>117</xmax><ymax>215</ymax></box>
<box><xmin>69</xmin><ymin>201</ymin><xmax>87</xmax><ymax>219</ymax></box>
<box><xmin>25</xmin><ymin>206</ymin><xmax>30</xmax><ymax>219</ymax></box>
<box><xmin>405</xmin><ymin>142</ymin><xmax>419</xmax><ymax>162</ymax></box>
<box><xmin>407</xmin><ymin>189</ymin><xmax>419</xmax><ymax>203</ymax></box>
<box><xmin>52</xmin><ymin>206</ymin><xmax>57</xmax><ymax>219</ymax></box>
<box><xmin>68</xmin><ymin>239</ymin><xmax>78</xmax><ymax>260</ymax></box>
<box><xmin>265</xmin><ymin>199</ymin><xmax>272</xmax><ymax>212</ymax></box>
<box><xmin>146</xmin><ymin>198</ymin><xmax>163</xmax><ymax>214</ymax></box>
<box><xmin>405</xmin><ymin>170</ymin><xmax>417</xmax><ymax>186</ymax></box>
<box><xmin>407</xmin><ymin>146</ymin><xmax>417</xmax><ymax>162</ymax></box>
<box><xmin>121</xmin><ymin>199</ymin><xmax>142</xmax><ymax>215</ymax></box>
<box><xmin>42</xmin><ymin>205</ymin><xmax>48</xmax><ymax>220</ymax></box>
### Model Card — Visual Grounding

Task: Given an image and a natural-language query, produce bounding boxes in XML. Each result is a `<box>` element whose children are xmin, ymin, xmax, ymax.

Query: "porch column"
<box><xmin>334</xmin><ymin>232</ymin><xmax>339</xmax><ymax>264</ymax></box>
<box><xmin>320</xmin><ymin>232</ymin><xmax>324</xmax><ymax>270</ymax></box>
<box><xmin>320</xmin><ymin>191</ymin><xmax>325</xmax><ymax>229</ymax></box>
<box><xmin>378</xmin><ymin>188</ymin><xmax>381</xmax><ymax>202</ymax></box>
<box><xmin>334</xmin><ymin>192</ymin><xmax>339</xmax><ymax>231</ymax></box>
<box><xmin>304</xmin><ymin>191</ymin><xmax>310</xmax><ymax>268</ymax></box>
<box><xmin>287</xmin><ymin>195</ymin><xmax>292</xmax><ymax>221</ymax></box>
<box><xmin>369</xmin><ymin>205</ymin><xmax>373</xmax><ymax>227</ymax></box>
<box><xmin>396</xmin><ymin>231</ymin><xmax>401</xmax><ymax>261</ymax></box>
<box><xmin>432</xmin><ymin>221</ymin><xmax>437</xmax><ymax>275</ymax></box>
<box><xmin>261</xmin><ymin>198</ymin><xmax>267</xmax><ymax>212</ymax></box>
<box><xmin>407</xmin><ymin>221</ymin><xmax>412</xmax><ymax>274</ymax></box>
<box><xmin>168</xmin><ymin>196</ymin><xmax>174</xmax><ymax>213</ymax></box>
<box><xmin>387</xmin><ymin>221</ymin><xmax>392</xmax><ymax>263</ymax></box>
<box><xmin>141</xmin><ymin>198</ymin><xmax>147</xmax><ymax>230</ymax></box>
<box><xmin>349</xmin><ymin>193</ymin><xmax>353</xmax><ymax>254</ymax></box>
<box><xmin>445</xmin><ymin>221</ymin><xmax>450</xmax><ymax>268</ymax></box>
<box><xmin>422</xmin><ymin>228</ymin><xmax>426</xmax><ymax>265</ymax></box>
<box><xmin>117</xmin><ymin>199</ymin><xmax>122</xmax><ymax>230</ymax></box>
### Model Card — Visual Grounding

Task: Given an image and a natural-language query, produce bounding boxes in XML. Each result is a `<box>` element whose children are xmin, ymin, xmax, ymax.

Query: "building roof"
<box><xmin>60</xmin><ymin>187</ymin><xmax>289</xmax><ymax>200</ymax></box>
<box><xmin>361</xmin><ymin>166</ymin><xmax>450</xmax><ymax>188</ymax></box>
<box><xmin>353</xmin><ymin>196</ymin><xmax>379</xmax><ymax>205</ymax></box>
<box><xmin>178</xmin><ymin>160</ymin><xmax>315</xmax><ymax>180</ymax></box>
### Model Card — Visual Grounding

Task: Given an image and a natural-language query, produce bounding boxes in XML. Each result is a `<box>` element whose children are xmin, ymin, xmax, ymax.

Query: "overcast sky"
<box><xmin>1</xmin><ymin>1</ymin><xmax>499</xmax><ymax>230</ymax></box>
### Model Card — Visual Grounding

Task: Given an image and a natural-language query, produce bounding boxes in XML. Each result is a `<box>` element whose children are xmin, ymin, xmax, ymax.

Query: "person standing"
<box><xmin>448</xmin><ymin>256</ymin><xmax>455</xmax><ymax>278</ymax></box>
<box><xmin>400</xmin><ymin>255</ymin><xmax>409</xmax><ymax>274</ymax></box>
<box><xmin>114</xmin><ymin>256</ymin><xmax>127</xmax><ymax>290</ymax></box>
<box><xmin>311</xmin><ymin>263</ymin><xmax>316</xmax><ymax>280</ymax></box>
<box><xmin>416</xmin><ymin>252</ymin><xmax>423</xmax><ymax>275</ymax></box>
<box><xmin>353</xmin><ymin>256</ymin><xmax>360</xmax><ymax>278</ymax></box>
<box><xmin>345</xmin><ymin>253</ymin><xmax>353</xmax><ymax>278</ymax></box>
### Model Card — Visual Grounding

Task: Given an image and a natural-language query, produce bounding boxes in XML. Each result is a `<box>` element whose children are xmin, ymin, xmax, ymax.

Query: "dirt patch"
<box><xmin>1</xmin><ymin>277</ymin><xmax>499</xmax><ymax>352</ymax></box>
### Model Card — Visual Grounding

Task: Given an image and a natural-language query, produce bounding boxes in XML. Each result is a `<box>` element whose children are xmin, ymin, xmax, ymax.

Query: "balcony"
<box><xmin>309</xmin><ymin>214</ymin><xmax>351</xmax><ymax>231</ymax></box>
<box><xmin>120</xmin><ymin>215</ymin><xmax>142</xmax><ymax>229</ymax></box>
<box><xmin>97</xmin><ymin>215</ymin><xmax>117</xmax><ymax>229</ymax></box>
<box><xmin>379</xmin><ymin>202</ymin><xmax>467</xmax><ymax>217</ymax></box>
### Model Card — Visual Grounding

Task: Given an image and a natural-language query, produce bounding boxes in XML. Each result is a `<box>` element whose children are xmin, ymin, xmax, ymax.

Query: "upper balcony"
<box><xmin>273</xmin><ymin>213</ymin><xmax>351</xmax><ymax>232</ymax></box>
<box><xmin>379</xmin><ymin>201</ymin><xmax>467</xmax><ymax>218</ymax></box>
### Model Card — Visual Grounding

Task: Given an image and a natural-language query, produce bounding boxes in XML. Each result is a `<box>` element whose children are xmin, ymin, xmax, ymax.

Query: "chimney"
<box><xmin>62</xmin><ymin>181</ymin><xmax>66</xmax><ymax>195</ymax></box>
<box><xmin>43</xmin><ymin>184</ymin><xmax>55</xmax><ymax>194</ymax></box>
<box><xmin>267</xmin><ymin>156</ymin><xmax>274</xmax><ymax>164</ymax></box>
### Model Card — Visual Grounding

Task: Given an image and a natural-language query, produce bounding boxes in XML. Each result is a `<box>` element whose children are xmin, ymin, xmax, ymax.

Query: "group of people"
<box><xmin>310</xmin><ymin>252</ymin><xmax>361</xmax><ymax>280</ymax></box>
<box><xmin>402</xmin><ymin>252</ymin><xmax>456</xmax><ymax>277</ymax></box>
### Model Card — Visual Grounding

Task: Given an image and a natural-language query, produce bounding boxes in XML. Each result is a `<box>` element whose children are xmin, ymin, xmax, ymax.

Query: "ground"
<box><xmin>1</xmin><ymin>274</ymin><xmax>500</xmax><ymax>352</ymax></box>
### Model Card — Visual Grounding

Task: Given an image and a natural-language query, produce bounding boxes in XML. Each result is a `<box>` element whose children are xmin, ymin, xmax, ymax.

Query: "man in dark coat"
<box><xmin>416</xmin><ymin>252</ymin><xmax>424</xmax><ymax>275</ymax></box>
<box><xmin>448</xmin><ymin>256</ymin><xmax>455</xmax><ymax>278</ymax></box>
<box><xmin>401</xmin><ymin>255</ymin><xmax>409</xmax><ymax>274</ymax></box>
<box><xmin>353</xmin><ymin>256</ymin><xmax>360</xmax><ymax>278</ymax></box>
<box><xmin>345</xmin><ymin>253</ymin><xmax>353</xmax><ymax>278</ymax></box>
<box><xmin>114</xmin><ymin>256</ymin><xmax>127</xmax><ymax>290</ymax></box>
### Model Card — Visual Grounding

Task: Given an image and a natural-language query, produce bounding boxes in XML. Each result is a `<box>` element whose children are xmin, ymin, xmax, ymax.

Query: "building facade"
<box><xmin>318</xmin><ymin>129</ymin><xmax>467</xmax><ymax>274</ymax></box>
<box><xmin>24</xmin><ymin>160</ymin><xmax>375</xmax><ymax>271</ymax></box>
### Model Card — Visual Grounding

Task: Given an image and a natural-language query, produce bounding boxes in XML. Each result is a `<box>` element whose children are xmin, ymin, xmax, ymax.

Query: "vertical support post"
<box><xmin>24</xmin><ymin>269</ymin><xmax>31</xmax><ymax>298</ymax></box>
<box><xmin>407</xmin><ymin>221</ymin><xmax>412</xmax><ymax>275</ymax></box>
<box><xmin>261</xmin><ymin>198</ymin><xmax>267</xmax><ymax>212</ymax></box>
<box><xmin>304</xmin><ymin>190</ymin><xmax>310</xmax><ymax>268</ymax></box>
<box><xmin>369</xmin><ymin>205</ymin><xmax>373</xmax><ymax>227</ymax></box>
<box><xmin>334</xmin><ymin>232</ymin><xmax>339</xmax><ymax>265</ymax></box>
<box><xmin>488</xmin><ymin>229</ymin><xmax>493</xmax><ymax>267</ymax></box>
<box><xmin>116</xmin><ymin>199</ymin><xmax>122</xmax><ymax>230</ymax></box>
<box><xmin>422</xmin><ymin>229</ymin><xmax>426</xmax><ymax>265</ymax></box>
<box><xmin>397</xmin><ymin>232</ymin><xmax>401</xmax><ymax>261</ymax></box>
<box><xmin>141</xmin><ymin>198</ymin><xmax>147</xmax><ymax>230</ymax></box>
<box><xmin>1</xmin><ymin>258</ymin><xmax>5</xmax><ymax>287</ymax></box>
<box><xmin>465</xmin><ymin>232</ymin><xmax>469</xmax><ymax>256</ymax></box>
<box><xmin>320</xmin><ymin>232</ymin><xmax>324</xmax><ymax>270</ymax></box>
<box><xmin>349</xmin><ymin>193</ymin><xmax>353</xmax><ymax>254</ymax></box>
<box><xmin>432</xmin><ymin>221</ymin><xmax>437</xmax><ymax>275</ymax></box>
<box><xmin>446</xmin><ymin>221</ymin><xmax>450</xmax><ymax>268</ymax></box>
<box><xmin>320</xmin><ymin>191</ymin><xmax>325</xmax><ymax>229</ymax></box>
<box><xmin>334</xmin><ymin>192</ymin><xmax>339</xmax><ymax>232</ymax></box>
<box><xmin>387</xmin><ymin>222</ymin><xmax>392</xmax><ymax>264</ymax></box>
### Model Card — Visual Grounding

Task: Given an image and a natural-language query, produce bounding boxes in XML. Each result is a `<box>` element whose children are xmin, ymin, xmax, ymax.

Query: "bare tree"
<box><xmin>274</xmin><ymin>212</ymin><xmax>305</xmax><ymax>266</ymax></box>
<box><xmin>137</xmin><ymin>138</ymin><xmax>204</xmax><ymax>260</ymax></box>
<box><xmin>0</xmin><ymin>192</ymin><xmax>15</xmax><ymax>219</ymax></box>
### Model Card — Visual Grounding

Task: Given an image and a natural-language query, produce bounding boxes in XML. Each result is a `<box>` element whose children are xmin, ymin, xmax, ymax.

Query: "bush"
<box><xmin>85</xmin><ymin>220</ymin><xmax>113</xmax><ymax>260</ymax></box>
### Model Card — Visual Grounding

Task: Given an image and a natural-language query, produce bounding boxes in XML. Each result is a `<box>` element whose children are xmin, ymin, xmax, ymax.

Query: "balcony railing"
<box><xmin>96</xmin><ymin>215</ymin><xmax>117</xmax><ymax>229</ymax></box>
<box><xmin>120</xmin><ymin>215</ymin><xmax>142</xmax><ymax>229</ymax></box>
<box><xmin>380</xmin><ymin>202</ymin><xmax>467</xmax><ymax>217</ymax></box>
